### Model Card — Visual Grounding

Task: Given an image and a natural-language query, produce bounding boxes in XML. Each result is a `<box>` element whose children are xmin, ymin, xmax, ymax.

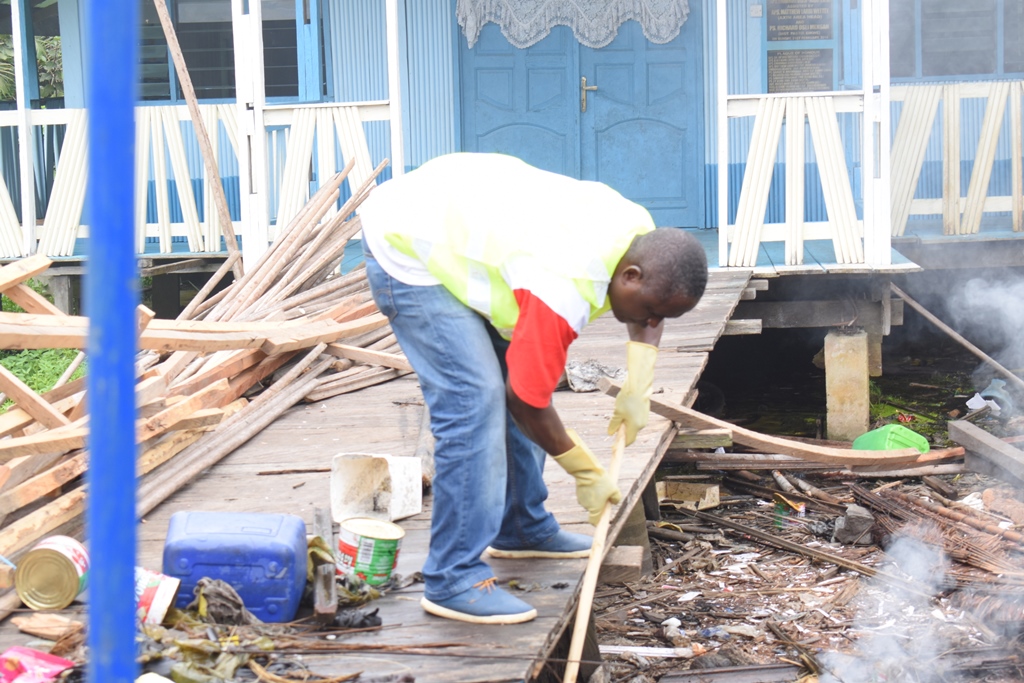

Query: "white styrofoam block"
<box><xmin>331</xmin><ymin>453</ymin><xmax>422</xmax><ymax>523</ymax></box>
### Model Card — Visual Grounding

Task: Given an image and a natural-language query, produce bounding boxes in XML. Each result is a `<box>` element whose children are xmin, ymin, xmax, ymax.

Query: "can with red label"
<box><xmin>14</xmin><ymin>535</ymin><xmax>89</xmax><ymax>610</ymax></box>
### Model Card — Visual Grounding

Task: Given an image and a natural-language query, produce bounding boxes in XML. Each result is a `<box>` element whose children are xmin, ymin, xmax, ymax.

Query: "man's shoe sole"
<box><xmin>420</xmin><ymin>597</ymin><xmax>537</xmax><ymax>624</ymax></box>
<box><xmin>485</xmin><ymin>546</ymin><xmax>591</xmax><ymax>559</ymax></box>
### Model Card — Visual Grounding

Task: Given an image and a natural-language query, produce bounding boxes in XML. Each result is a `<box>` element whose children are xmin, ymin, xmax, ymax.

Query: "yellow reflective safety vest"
<box><xmin>359</xmin><ymin>153</ymin><xmax>654</xmax><ymax>338</ymax></box>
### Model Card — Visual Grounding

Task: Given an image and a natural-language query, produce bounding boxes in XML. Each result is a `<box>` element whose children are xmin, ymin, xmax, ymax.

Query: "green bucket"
<box><xmin>852</xmin><ymin>424</ymin><xmax>929</xmax><ymax>454</ymax></box>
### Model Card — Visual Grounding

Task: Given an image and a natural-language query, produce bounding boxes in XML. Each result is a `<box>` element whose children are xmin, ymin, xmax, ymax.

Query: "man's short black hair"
<box><xmin>628</xmin><ymin>228</ymin><xmax>708</xmax><ymax>303</ymax></box>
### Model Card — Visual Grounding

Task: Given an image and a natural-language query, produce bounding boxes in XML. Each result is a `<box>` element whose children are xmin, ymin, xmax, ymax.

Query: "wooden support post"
<box><xmin>44</xmin><ymin>275</ymin><xmax>73</xmax><ymax>315</ymax></box>
<box><xmin>612</xmin><ymin>498</ymin><xmax>653</xmax><ymax>577</ymax></box>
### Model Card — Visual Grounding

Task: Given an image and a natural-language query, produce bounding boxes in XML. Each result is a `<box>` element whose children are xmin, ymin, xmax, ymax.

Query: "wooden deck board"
<box><xmin>0</xmin><ymin>271</ymin><xmax>751</xmax><ymax>679</ymax></box>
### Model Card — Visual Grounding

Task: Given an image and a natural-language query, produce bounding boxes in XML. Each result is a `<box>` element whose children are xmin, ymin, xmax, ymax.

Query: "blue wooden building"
<box><xmin>0</xmin><ymin>0</ymin><xmax>1020</xmax><ymax>273</ymax></box>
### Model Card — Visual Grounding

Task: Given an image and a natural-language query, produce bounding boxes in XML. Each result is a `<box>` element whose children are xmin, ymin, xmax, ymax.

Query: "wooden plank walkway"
<box><xmin>0</xmin><ymin>269</ymin><xmax>751</xmax><ymax>679</ymax></box>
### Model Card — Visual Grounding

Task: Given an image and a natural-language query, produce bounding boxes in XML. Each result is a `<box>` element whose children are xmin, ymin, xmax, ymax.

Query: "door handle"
<box><xmin>581</xmin><ymin>76</ymin><xmax>598</xmax><ymax>113</ymax></box>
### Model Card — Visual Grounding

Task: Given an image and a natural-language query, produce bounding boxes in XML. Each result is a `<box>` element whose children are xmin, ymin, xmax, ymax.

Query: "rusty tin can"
<box><xmin>15</xmin><ymin>535</ymin><xmax>89</xmax><ymax>610</ymax></box>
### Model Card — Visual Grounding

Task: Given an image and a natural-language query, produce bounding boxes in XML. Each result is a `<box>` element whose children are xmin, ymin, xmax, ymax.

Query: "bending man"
<box><xmin>359</xmin><ymin>153</ymin><xmax>708</xmax><ymax>624</ymax></box>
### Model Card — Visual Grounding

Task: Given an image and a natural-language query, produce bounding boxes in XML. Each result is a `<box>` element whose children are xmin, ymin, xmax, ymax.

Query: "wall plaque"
<box><xmin>767</xmin><ymin>0</ymin><xmax>833</xmax><ymax>41</ymax></box>
<box><xmin>767</xmin><ymin>49</ymin><xmax>833</xmax><ymax>93</ymax></box>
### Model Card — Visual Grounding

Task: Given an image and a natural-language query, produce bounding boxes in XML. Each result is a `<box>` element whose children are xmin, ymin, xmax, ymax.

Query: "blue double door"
<box><xmin>459</xmin><ymin>15</ymin><xmax>705</xmax><ymax>228</ymax></box>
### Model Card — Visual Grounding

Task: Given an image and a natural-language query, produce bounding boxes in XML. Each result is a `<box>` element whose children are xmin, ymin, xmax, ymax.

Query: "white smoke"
<box><xmin>817</xmin><ymin>523</ymin><xmax>951</xmax><ymax>683</ymax></box>
<box><xmin>945</xmin><ymin>273</ymin><xmax>1024</xmax><ymax>385</ymax></box>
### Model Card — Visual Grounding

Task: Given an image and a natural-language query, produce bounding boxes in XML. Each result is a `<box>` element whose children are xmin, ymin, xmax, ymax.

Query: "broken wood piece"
<box><xmin>260</xmin><ymin>313</ymin><xmax>389</xmax><ymax>355</ymax></box>
<box><xmin>167</xmin><ymin>349</ymin><xmax>265</xmax><ymax>398</ymax></box>
<box><xmin>0</xmin><ymin>450</ymin><xmax>86</xmax><ymax>517</ymax></box>
<box><xmin>136</xmin><ymin>378</ymin><xmax>232</xmax><ymax>442</ymax></box>
<box><xmin>0</xmin><ymin>565</ymin><xmax>11</xmax><ymax>589</ymax></box>
<box><xmin>950</xmin><ymin>420</ymin><xmax>1024</xmax><ymax>485</ymax></box>
<box><xmin>0</xmin><ymin>364</ymin><xmax>71</xmax><ymax>430</ymax></box>
<box><xmin>922</xmin><ymin>475</ymin><xmax>958</xmax><ymax>500</ymax></box>
<box><xmin>11</xmin><ymin>612</ymin><xmax>83</xmax><ymax>640</ymax></box>
<box><xmin>0</xmin><ymin>427</ymin><xmax>88</xmax><ymax>465</ymax></box>
<box><xmin>0</xmin><ymin>487</ymin><xmax>84</xmax><ymax>559</ymax></box>
<box><xmin>0</xmin><ymin>254</ymin><xmax>51</xmax><ymax>293</ymax></box>
<box><xmin>786</xmin><ymin>474</ymin><xmax>844</xmax><ymax>505</ymax></box>
<box><xmin>5</xmin><ymin>282</ymin><xmax>63</xmax><ymax>316</ymax></box>
<box><xmin>600</xmin><ymin>378</ymin><xmax>922</xmax><ymax>466</ymax></box>
<box><xmin>772</xmin><ymin>470</ymin><xmax>798</xmax><ymax>494</ymax></box>
<box><xmin>312</xmin><ymin>507</ymin><xmax>338</xmax><ymax>624</ymax></box>
<box><xmin>598</xmin><ymin>545</ymin><xmax>644</xmax><ymax>585</ymax></box>
<box><xmin>0</xmin><ymin>392</ymin><xmax>82</xmax><ymax>440</ymax></box>
<box><xmin>324</xmin><ymin>343</ymin><xmax>412</xmax><ymax>372</ymax></box>
<box><xmin>670</xmin><ymin>428</ymin><xmax>732</xmax><ymax>450</ymax></box>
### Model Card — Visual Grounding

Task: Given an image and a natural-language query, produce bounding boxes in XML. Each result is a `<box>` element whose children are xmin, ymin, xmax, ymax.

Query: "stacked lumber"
<box><xmin>0</xmin><ymin>159</ymin><xmax>410</xmax><ymax>614</ymax></box>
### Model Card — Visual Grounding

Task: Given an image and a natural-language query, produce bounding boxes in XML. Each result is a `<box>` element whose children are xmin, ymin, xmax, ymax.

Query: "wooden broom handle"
<box><xmin>563</xmin><ymin>424</ymin><xmax>626</xmax><ymax>683</ymax></box>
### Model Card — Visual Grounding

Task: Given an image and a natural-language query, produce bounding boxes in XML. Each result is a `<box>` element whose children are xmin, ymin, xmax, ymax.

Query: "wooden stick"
<box><xmin>564</xmin><ymin>425</ymin><xmax>626</xmax><ymax>683</ymax></box>
<box><xmin>137</xmin><ymin>352</ymin><xmax>333</xmax><ymax>517</ymax></box>
<box><xmin>891</xmin><ymin>283</ymin><xmax>1024</xmax><ymax>393</ymax></box>
<box><xmin>152</xmin><ymin>0</ymin><xmax>242</xmax><ymax>277</ymax></box>
<box><xmin>178</xmin><ymin>251</ymin><xmax>241</xmax><ymax>321</ymax></box>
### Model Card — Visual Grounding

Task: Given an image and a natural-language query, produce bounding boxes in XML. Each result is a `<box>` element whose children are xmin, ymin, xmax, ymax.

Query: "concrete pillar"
<box><xmin>825</xmin><ymin>328</ymin><xmax>870</xmax><ymax>441</ymax></box>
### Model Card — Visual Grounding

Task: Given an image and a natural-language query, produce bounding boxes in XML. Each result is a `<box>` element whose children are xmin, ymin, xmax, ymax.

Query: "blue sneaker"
<box><xmin>421</xmin><ymin>578</ymin><xmax>537</xmax><ymax>624</ymax></box>
<box><xmin>486</xmin><ymin>529</ymin><xmax>592</xmax><ymax>559</ymax></box>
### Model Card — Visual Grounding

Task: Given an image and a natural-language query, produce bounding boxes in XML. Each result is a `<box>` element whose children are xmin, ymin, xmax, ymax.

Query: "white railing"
<box><xmin>890</xmin><ymin>81</ymin><xmax>1024</xmax><ymax>236</ymax></box>
<box><xmin>0</xmin><ymin>100</ymin><xmax>387</xmax><ymax>258</ymax></box>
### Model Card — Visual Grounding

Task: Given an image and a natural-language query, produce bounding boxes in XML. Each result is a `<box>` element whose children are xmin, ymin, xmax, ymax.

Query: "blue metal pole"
<box><xmin>84</xmin><ymin>0</ymin><xmax>140</xmax><ymax>679</ymax></box>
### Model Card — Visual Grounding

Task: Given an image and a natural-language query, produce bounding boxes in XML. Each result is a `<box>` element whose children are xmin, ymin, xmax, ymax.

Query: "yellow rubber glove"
<box><xmin>553</xmin><ymin>429</ymin><xmax>623</xmax><ymax>525</ymax></box>
<box><xmin>607</xmin><ymin>341</ymin><xmax>658</xmax><ymax>446</ymax></box>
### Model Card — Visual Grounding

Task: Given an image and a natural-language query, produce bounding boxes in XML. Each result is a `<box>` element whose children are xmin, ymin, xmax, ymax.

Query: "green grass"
<box><xmin>0</xmin><ymin>279</ymin><xmax>87</xmax><ymax>412</ymax></box>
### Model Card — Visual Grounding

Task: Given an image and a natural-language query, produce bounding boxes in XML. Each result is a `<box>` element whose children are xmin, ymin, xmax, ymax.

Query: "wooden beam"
<box><xmin>0</xmin><ymin>451</ymin><xmax>86</xmax><ymax>517</ymax></box>
<box><xmin>140</xmin><ymin>258</ymin><xmax>207</xmax><ymax>278</ymax></box>
<box><xmin>0</xmin><ymin>428</ymin><xmax>88</xmax><ymax>465</ymax></box>
<box><xmin>950</xmin><ymin>420</ymin><xmax>1024</xmax><ymax>485</ymax></box>
<box><xmin>733</xmin><ymin>299</ymin><xmax>898</xmax><ymax>334</ymax></box>
<box><xmin>670</xmin><ymin>428</ymin><xmax>733</xmax><ymax>450</ymax></box>
<box><xmin>600</xmin><ymin>378</ymin><xmax>923</xmax><ymax>466</ymax></box>
<box><xmin>136</xmin><ymin>378</ymin><xmax>232</xmax><ymax>442</ymax></box>
<box><xmin>0</xmin><ymin>365</ymin><xmax>71</xmax><ymax>430</ymax></box>
<box><xmin>324</xmin><ymin>343</ymin><xmax>412</xmax><ymax>371</ymax></box>
<box><xmin>4</xmin><ymin>283</ymin><xmax>63</xmax><ymax>315</ymax></box>
<box><xmin>0</xmin><ymin>254</ymin><xmax>51</xmax><ymax>293</ymax></box>
<box><xmin>722</xmin><ymin>319</ymin><xmax>762</xmax><ymax>336</ymax></box>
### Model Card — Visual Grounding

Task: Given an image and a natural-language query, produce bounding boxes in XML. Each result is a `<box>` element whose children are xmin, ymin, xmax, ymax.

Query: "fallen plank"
<box><xmin>4</xmin><ymin>283</ymin><xmax>64</xmax><ymax>315</ymax></box>
<box><xmin>0</xmin><ymin>254</ymin><xmax>52</xmax><ymax>293</ymax></box>
<box><xmin>136</xmin><ymin>378</ymin><xmax>232</xmax><ymax>442</ymax></box>
<box><xmin>0</xmin><ymin>487</ymin><xmax>84</xmax><ymax>559</ymax></box>
<box><xmin>0</xmin><ymin>315</ymin><xmax>383</xmax><ymax>353</ymax></box>
<box><xmin>324</xmin><ymin>343</ymin><xmax>412</xmax><ymax>372</ymax></box>
<box><xmin>166</xmin><ymin>349</ymin><xmax>265</xmax><ymax>398</ymax></box>
<box><xmin>599</xmin><ymin>378</ymin><xmax>922</xmax><ymax>466</ymax></box>
<box><xmin>0</xmin><ymin>450</ymin><xmax>86</xmax><ymax>517</ymax></box>
<box><xmin>0</xmin><ymin>392</ymin><xmax>83</xmax><ymax>440</ymax></box>
<box><xmin>261</xmin><ymin>313</ymin><xmax>389</xmax><ymax>354</ymax></box>
<box><xmin>0</xmin><ymin>427</ymin><xmax>88</xmax><ymax>465</ymax></box>
<box><xmin>0</xmin><ymin>365</ymin><xmax>71</xmax><ymax>430</ymax></box>
<box><xmin>950</xmin><ymin>420</ymin><xmax>1024</xmax><ymax>485</ymax></box>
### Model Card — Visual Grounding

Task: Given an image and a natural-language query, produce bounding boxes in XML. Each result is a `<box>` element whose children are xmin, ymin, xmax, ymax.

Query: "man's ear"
<box><xmin>621</xmin><ymin>264</ymin><xmax>643</xmax><ymax>284</ymax></box>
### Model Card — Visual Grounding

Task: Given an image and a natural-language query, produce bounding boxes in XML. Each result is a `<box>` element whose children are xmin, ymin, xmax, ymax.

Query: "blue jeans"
<box><xmin>365</xmin><ymin>255</ymin><xmax>561</xmax><ymax>601</ymax></box>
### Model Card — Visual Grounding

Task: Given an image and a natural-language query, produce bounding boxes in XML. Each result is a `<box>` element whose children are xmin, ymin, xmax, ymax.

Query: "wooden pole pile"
<box><xmin>0</xmin><ymin>160</ymin><xmax>411</xmax><ymax>617</ymax></box>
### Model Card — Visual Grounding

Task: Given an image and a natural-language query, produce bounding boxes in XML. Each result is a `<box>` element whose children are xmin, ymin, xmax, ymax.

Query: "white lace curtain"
<box><xmin>457</xmin><ymin>0</ymin><xmax>690</xmax><ymax>49</ymax></box>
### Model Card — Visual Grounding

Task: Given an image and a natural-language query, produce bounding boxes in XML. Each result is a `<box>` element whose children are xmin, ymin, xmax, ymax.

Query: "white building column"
<box><xmin>385</xmin><ymin>0</ymin><xmax>404</xmax><ymax>176</ymax></box>
<box><xmin>861</xmin><ymin>0</ymin><xmax>893</xmax><ymax>265</ymax></box>
<box><xmin>12</xmin><ymin>0</ymin><xmax>34</xmax><ymax>256</ymax></box>
<box><xmin>232</xmin><ymin>0</ymin><xmax>269</xmax><ymax>267</ymax></box>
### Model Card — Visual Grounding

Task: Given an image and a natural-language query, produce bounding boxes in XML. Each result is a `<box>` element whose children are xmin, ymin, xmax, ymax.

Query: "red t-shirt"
<box><xmin>506</xmin><ymin>290</ymin><xmax>578</xmax><ymax>409</ymax></box>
